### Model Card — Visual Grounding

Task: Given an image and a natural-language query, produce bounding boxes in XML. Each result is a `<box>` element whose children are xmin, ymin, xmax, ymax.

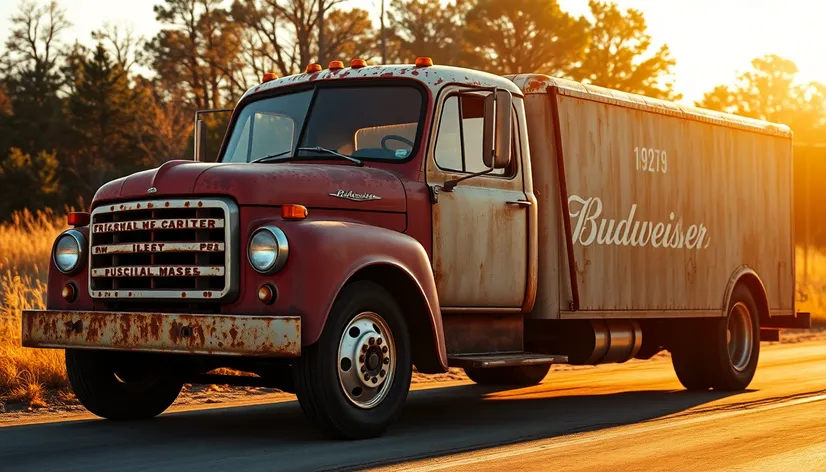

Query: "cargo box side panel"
<box><xmin>554</xmin><ymin>93</ymin><xmax>794</xmax><ymax>313</ymax></box>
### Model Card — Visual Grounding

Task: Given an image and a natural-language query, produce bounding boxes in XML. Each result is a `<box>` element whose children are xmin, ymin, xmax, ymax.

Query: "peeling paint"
<box><xmin>240</xmin><ymin>65</ymin><xmax>523</xmax><ymax>101</ymax></box>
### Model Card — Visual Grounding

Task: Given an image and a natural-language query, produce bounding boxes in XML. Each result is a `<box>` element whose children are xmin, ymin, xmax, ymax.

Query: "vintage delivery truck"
<box><xmin>22</xmin><ymin>57</ymin><xmax>810</xmax><ymax>439</ymax></box>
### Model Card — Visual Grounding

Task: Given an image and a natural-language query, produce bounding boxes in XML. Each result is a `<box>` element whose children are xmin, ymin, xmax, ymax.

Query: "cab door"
<box><xmin>427</xmin><ymin>89</ymin><xmax>529</xmax><ymax>308</ymax></box>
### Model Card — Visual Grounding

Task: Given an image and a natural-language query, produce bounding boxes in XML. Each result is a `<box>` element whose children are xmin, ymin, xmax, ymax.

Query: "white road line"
<box><xmin>395</xmin><ymin>393</ymin><xmax>826</xmax><ymax>471</ymax></box>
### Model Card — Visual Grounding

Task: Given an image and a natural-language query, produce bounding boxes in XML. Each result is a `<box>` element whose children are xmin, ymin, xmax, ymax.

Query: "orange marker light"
<box><xmin>350</xmin><ymin>58</ymin><xmax>367</xmax><ymax>68</ymax></box>
<box><xmin>67</xmin><ymin>212</ymin><xmax>90</xmax><ymax>227</ymax></box>
<box><xmin>306</xmin><ymin>63</ymin><xmax>322</xmax><ymax>73</ymax></box>
<box><xmin>262</xmin><ymin>72</ymin><xmax>277</xmax><ymax>83</ymax></box>
<box><xmin>415</xmin><ymin>56</ymin><xmax>433</xmax><ymax>67</ymax></box>
<box><xmin>328</xmin><ymin>60</ymin><xmax>344</xmax><ymax>70</ymax></box>
<box><xmin>257</xmin><ymin>284</ymin><xmax>276</xmax><ymax>304</ymax></box>
<box><xmin>282</xmin><ymin>204</ymin><xmax>308</xmax><ymax>220</ymax></box>
<box><xmin>62</xmin><ymin>283</ymin><xmax>77</xmax><ymax>302</ymax></box>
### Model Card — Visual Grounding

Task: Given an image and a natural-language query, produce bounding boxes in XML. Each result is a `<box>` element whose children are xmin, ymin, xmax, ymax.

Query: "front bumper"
<box><xmin>21</xmin><ymin>310</ymin><xmax>301</xmax><ymax>357</ymax></box>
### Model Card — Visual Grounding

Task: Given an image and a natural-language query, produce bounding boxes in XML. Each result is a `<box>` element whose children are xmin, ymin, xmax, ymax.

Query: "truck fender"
<box><xmin>722</xmin><ymin>265</ymin><xmax>769</xmax><ymax>323</ymax></box>
<box><xmin>280</xmin><ymin>220</ymin><xmax>448</xmax><ymax>373</ymax></box>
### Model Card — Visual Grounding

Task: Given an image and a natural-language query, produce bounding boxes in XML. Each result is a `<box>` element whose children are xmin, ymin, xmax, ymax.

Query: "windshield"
<box><xmin>221</xmin><ymin>84</ymin><xmax>425</xmax><ymax>163</ymax></box>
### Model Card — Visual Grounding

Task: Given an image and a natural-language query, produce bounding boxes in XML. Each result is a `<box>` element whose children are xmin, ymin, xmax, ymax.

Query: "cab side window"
<box><xmin>434</xmin><ymin>93</ymin><xmax>512</xmax><ymax>176</ymax></box>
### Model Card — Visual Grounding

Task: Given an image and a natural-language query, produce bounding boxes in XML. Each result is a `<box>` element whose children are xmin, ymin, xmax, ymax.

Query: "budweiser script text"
<box><xmin>568</xmin><ymin>195</ymin><xmax>710</xmax><ymax>250</ymax></box>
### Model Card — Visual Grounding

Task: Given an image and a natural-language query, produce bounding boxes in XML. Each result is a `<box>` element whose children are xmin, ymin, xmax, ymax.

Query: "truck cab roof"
<box><xmin>239</xmin><ymin>63</ymin><xmax>524</xmax><ymax>101</ymax></box>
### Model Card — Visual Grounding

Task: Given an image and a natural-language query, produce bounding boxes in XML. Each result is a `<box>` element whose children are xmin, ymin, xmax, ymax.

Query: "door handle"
<box><xmin>506</xmin><ymin>200</ymin><xmax>532</xmax><ymax>207</ymax></box>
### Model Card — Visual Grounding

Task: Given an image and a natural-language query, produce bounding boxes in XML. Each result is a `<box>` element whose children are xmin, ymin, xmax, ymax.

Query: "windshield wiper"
<box><xmin>250</xmin><ymin>150</ymin><xmax>292</xmax><ymax>164</ymax></box>
<box><xmin>249</xmin><ymin>146</ymin><xmax>363</xmax><ymax>166</ymax></box>
<box><xmin>296</xmin><ymin>146</ymin><xmax>363</xmax><ymax>166</ymax></box>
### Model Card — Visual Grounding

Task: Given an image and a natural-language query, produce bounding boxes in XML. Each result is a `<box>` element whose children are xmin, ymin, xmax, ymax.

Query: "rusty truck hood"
<box><xmin>93</xmin><ymin>160</ymin><xmax>407</xmax><ymax>212</ymax></box>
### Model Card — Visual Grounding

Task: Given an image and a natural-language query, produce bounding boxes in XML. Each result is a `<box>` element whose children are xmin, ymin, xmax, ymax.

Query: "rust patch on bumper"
<box><xmin>21</xmin><ymin>310</ymin><xmax>301</xmax><ymax>357</ymax></box>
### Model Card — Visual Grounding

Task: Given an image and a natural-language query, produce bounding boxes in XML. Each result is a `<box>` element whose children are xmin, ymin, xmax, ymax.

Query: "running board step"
<box><xmin>447</xmin><ymin>352</ymin><xmax>568</xmax><ymax>369</ymax></box>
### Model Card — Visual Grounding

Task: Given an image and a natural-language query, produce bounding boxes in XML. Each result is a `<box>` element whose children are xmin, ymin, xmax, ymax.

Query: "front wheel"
<box><xmin>66</xmin><ymin>349</ymin><xmax>183</xmax><ymax>420</ymax></box>
<box><xmin>671</xmin><ymin>285</ymin><xmax>760</xmax><ymax>391</ymax></box>
<box><xmin>293</xmin><ymin>281</ymin><xmax>412</xmax><ymax>439</ymax></box>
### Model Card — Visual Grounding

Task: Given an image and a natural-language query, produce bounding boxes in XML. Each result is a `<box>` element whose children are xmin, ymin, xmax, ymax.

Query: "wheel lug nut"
<box><xmin>383</xmin><ymin>358</ymin><xmax>390</xmax><ymax>365</ymax></box>
<box><xmin>359</xmin><ymin>355</ymin><xmax>365</xmax><ymax>362</ymax></box>
<box><xmin>369</xmin><ymin>337</ymin><xmax>375</xmax><ymax>345</ymax></box>
<box><xmin>377</xmin><ymin>338</ymin><xmax>382</xmax><ymax>345</ymax></box>
<box><xmin>364</xmin><ymin>374</ymin><xmax>370</xmax><ymax>381</ymax></box>
<box><xmin>380</xmin><ymin>369</ymin><xmax>386</xmax><ymax>377</ymax></box>
<box><xmin>371</xmin><ymin>377</ymin><xmax>378</xmax><ymax>384</ymax></box>
<box><xmin>361</xmin><ymin>365</ymin><xmax>367</xmax><ymax>373</ymax></box>
<box><xmin>382</xmin><ymin>346</ymin><xmax>388</xmax><ymax>353</ymax></box>
<box><xmin>361</xmin><ymin>345</ymin><xmax>368</xmax><ymax>352</ymax></box>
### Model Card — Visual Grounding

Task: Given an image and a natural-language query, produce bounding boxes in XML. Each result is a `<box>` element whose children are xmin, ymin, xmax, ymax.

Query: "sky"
<box><xmin>1</xmin><ymin>0</ymin><xmax>825</xmax><ymax>105</ymax></box>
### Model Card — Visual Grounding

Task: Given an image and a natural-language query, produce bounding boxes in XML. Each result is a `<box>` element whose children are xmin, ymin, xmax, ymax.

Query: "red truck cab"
<box><xmin>25</xmin><ymin>59</ymin><xmax>525</xmax><ymax>439</ymax></box>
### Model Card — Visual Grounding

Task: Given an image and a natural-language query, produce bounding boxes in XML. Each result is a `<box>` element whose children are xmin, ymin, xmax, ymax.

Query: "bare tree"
<box><xmin>3</xmin><ymin>0</ymin><xmax>71</xmax><ymax>74</ymax></box>
<box><xmin>92</xmin><ymin>22</ymin><xmax>143</xmax><ymax>74</ymax></box>
<box><xmin>148</xmin><ymin>0</ymin><xmax>247</xmax><ymax>109</ymax></box>
<box><xmin>230</xmin><ymin>0</ymin><xmax>349</xmax><ymax>77</ymax></box>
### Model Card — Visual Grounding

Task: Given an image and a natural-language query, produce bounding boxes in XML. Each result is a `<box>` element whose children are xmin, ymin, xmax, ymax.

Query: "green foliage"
<box><xmin>464</xmin><ymin>0</ymin><xmax>590</xmax><ymax>76</ymax></box>
<box><xmin>575</xmin><ymin>0</ymin><xmax>679</xmax><ymax>100</ymax></box>
<box><xmin>147</xmin><ymin>0</ymin><xmax>247</xmax><ymax>110</ymax></box>
<box><xmin>697</xmin><ymin>54</ymin><xmax>826</xmax><ymax>142</ymax></box>
<box><xmin>64</xmin><ymin>43</ymin><xmax>147</xmax><ymax>195</ymax></box>
<box><xmin>386</xmin><ymin>0</ymin><xmax>473</xmax><ymax>66</ymax></box>
<box><xmin>0</xmin><ymin>148</ymin><xmax>60</xmax><ymax>216</ymax></box>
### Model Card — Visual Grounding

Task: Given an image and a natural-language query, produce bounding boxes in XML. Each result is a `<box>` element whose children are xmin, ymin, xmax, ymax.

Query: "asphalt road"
<box><xmin>2</xmin><ymin>339</ymin><xmax>826</xmax><ymax>472</ymax></box>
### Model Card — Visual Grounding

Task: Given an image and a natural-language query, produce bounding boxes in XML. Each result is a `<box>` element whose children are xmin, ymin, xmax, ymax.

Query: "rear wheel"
<box><xmin>293</xmin><ymin>281</ymin><xmax>412</xmax><ymax>439</ymax></box>
<box><xmin>671</xmin><ymin>285</ymin><xmax>760</xmax><ymax>391</ymax></box>
<box><xmin>66</xmin><ymin>349</ymin><xmax>183</xmax><ymax>420</ymax></box>
<box><xmin>464</xmin><ymin>364</ymin><xmax>550</xmax><ymax>386</ymax></box>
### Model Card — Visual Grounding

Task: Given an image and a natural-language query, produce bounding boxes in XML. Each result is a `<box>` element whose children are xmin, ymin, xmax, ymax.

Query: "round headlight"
<box><xmin>53</xmin><ymin>230</ymin><xmax>86</xmax><ymax>274</ymax></box>
<box><xmin>248</xmin><ymin>226</ymin><xmax>289</xmax><ymax>274</ymax></box>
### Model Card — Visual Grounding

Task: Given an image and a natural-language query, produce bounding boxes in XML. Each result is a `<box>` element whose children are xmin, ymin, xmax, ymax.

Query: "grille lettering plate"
<box><xmin>89</xmin><ymin>198</ymin><xmax>238</xmax><ymax>301</ymax></box>
<box><xmin>92</xmin><ymin>242</ymin><xmax>225</xmax><ymax>255</ymax></box>
<box><xmin>92</xmin><ymin>266</ymin><xmax>225</xmax><ymax>278</ymax></box>
<box><xmin>93</xmin><ymin>218</ymin><xmax>223</xmax><ymax>233</ymax></box>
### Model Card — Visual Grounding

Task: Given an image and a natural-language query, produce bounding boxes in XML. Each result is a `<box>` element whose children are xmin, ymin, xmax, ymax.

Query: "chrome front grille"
<box><xmin>89</xmin><ymin>198</ymin><xmax>238</xmax><ymax>300</ymax></box>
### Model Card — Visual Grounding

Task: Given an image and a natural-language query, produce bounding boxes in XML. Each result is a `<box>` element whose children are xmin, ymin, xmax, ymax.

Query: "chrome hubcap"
<box><xmin>727</xmin><ymin>302</ymin><xmax>754</xmax><ymax>372</ymax></box>
<box><xmin>337</xmin><ymin>312</ymin><xmax>396</xmax><ymax>409</ymax></box>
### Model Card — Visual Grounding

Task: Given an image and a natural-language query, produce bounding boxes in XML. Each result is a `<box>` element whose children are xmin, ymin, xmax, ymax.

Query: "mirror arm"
<box><xmin>433</xmin><ymin>150</ymin><xmax>496</xmax><ymax>201</ymax></box>
<box><xmin>441</xmin><ymin>166</ymin><xmax>494</xmax><ymax>193</ymax></box>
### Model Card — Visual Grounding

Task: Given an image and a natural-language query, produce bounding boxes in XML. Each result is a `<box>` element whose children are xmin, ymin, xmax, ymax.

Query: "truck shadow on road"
<box><xmin>0</xmin><ymin>384</ymin><xmax>749</xmax><ymax>472</ymax></box>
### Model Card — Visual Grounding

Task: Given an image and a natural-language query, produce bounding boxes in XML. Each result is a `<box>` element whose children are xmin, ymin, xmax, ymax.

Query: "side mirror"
<box><xmin>194</xmin><ymin>119</ymin><xmax>207</xmax><ymax>161</ymax></box>
<box><xmin>482</xmin><ymin>89</ymin><xmax>513</xmax><ymax>169</ymax></box>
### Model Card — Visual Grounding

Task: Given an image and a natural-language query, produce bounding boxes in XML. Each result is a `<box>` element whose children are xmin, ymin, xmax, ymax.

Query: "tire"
<box><xmin>464</xmin><ymin>364</ymin><xmax>550</xmax><ymax>386</ymax></box>
<box><xmin>66</xmin><ymin>349</ymin><xmax>183</xmax><ymax>420</ymax></box>
<box><xmin>670</xmin><ymin>320</ymin><xmax>713</xmax><ymax>390</ymax></box>
<box><xmin>671</xmin><ymin>285</ymin><xmax>760</xmax><ymax>391</ymax></box>
<box><xmin>293</xmin><ymin>281</ymin><xmax>412</xmax><ymax>440</ymax></box>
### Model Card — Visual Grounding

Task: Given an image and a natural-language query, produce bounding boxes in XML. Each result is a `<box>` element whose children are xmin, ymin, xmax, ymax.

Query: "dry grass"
<box><xmin>0</xmin><ymin>209</ymin><xmax>69</xmax><ymax>407</ymax></box>
<box><xmin>0</xmin><ymin>272</ymin><xmax>70</xmax><ymax>407</ymax></box>
<box><xmin>0</xmin><ymin>207</ymin><xmax>66</xmax><ymax>280</ymax></box>
<box><xmin>795</xmin><ymin>246</ymin><xmax>826</xmax><ymax>325</ymax></box>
